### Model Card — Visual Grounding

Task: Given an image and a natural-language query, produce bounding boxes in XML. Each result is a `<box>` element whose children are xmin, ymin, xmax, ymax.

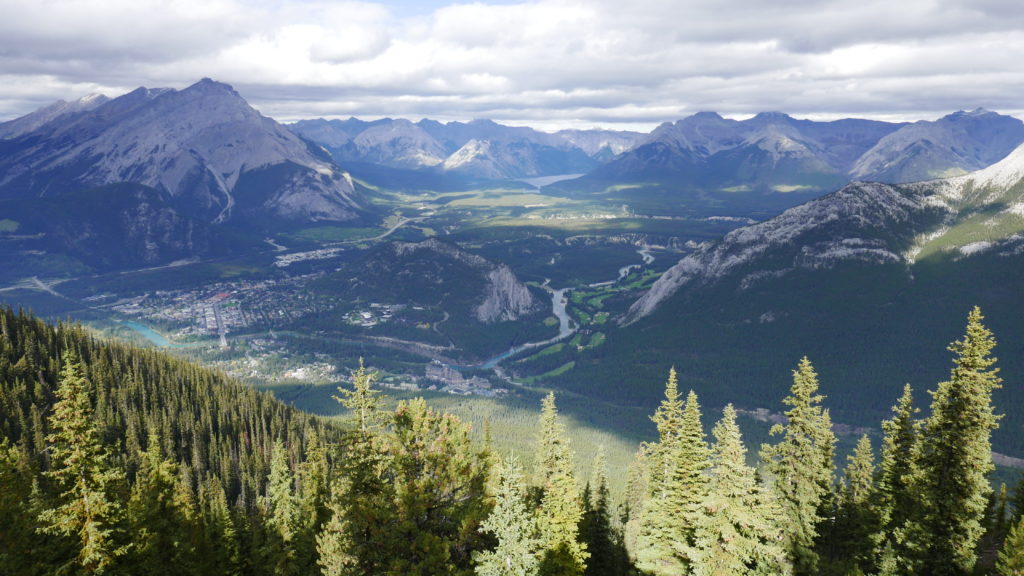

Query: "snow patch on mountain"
<box><xmin>959</xmin><ymin>241</ymin><xmax>994</xmax><ymax>256</ymax></box>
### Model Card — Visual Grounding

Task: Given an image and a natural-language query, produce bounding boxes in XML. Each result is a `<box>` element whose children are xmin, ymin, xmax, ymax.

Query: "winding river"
<box><xmin>457</xmin><ymin>246</ymin><xmax>655</xmax><ymax>370</ymax></box>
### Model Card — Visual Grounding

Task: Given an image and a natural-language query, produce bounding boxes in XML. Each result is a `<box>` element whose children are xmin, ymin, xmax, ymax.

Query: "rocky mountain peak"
<box><xmin>0</xmin><ymin>78</ymin><xmax>362</xmax><ymax>224</ymax></box>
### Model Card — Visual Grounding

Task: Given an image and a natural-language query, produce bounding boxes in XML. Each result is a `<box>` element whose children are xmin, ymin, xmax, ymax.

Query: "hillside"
<box><xmin>552</xmin><ymin>145</ymin><xmax>1024</xmax><ymax>456</ymax></box>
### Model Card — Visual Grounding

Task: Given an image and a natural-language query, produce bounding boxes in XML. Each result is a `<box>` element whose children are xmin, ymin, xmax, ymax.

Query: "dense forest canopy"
<box><xmin>0</xmin><ymin>306</ymin><xmax>1022</xmax><ymax>575</ymax></box>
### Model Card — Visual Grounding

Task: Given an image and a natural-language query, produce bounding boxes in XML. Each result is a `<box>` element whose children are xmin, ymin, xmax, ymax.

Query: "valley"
<box><xmin>4</xmin><ymin>79</ymin><xmax>1024</xmax><ymax>471</ymax></box>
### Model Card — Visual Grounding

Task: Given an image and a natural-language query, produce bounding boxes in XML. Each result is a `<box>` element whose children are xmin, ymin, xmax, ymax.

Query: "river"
<box><xmin>455</xmin><ymin>246</ymin><xmax>654</xmax><ymax>370</ymax></box>
<box><xmin>121</xmin><ymin>320</ymin><xmax>174</xmax><ymax>347</ymax></box>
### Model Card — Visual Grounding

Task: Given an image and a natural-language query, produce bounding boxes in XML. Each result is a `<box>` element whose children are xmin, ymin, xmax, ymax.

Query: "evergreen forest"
<box><xmin>1</xmin><ymin>305</ymin><xmax>1022</xmax><ymax>576</ymax></box>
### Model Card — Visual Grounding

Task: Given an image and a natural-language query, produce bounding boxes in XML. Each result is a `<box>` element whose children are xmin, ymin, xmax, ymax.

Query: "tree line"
<box><xmin>0</xmin><ymin>306</ymin><xmax>1022</xmax><ymax>575</ymax></box>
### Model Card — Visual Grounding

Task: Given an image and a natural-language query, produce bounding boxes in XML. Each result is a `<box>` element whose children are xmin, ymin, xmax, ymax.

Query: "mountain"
<box><xmin>0</xmin><ymin>79</ymin><xmax>362</xmax><ymax>225</ymax></box>
<box><xmin>850</xmin><ymin>108</ymin><xmax>1024</xmax><ymax>183</ymax></box>
<box><xmin>555</xmin><ymin>128</ymin><xmax>645</xmax><ymax>162</ymax></box>
<box><xmin>627</xmin><ymin>142</ymin><xmax>1024</xmax><ymax>322</ymax></box>
<box><xmin>339</xmin><ymin>237</ymin><xmax>539</xmax><ymax>323</ymax></box>
<box><xmin>290</xmin><ymin>117</ymin><xmax>625</xmax><ymax>180</ymax></box>
<box><xmin>0</xmin><ymin>93</ymin><xmax>110</xmax><ymax>139</ymax></box>
<box><xmin>561</xmin><ymin>144</ymin><xmax>1024</xmax><ymax>455</ymax></box>
<box><xmin>299</xmin><ymin>237</ymin><xmax>551</xmax><ymax>359</ymax></box>
<box><xmin>582</xmin><ymin>112</ymin><xmax>902</xmax><ymax>189</ymax></box>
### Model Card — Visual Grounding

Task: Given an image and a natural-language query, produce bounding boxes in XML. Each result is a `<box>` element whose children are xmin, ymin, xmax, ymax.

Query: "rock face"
<box><xmin>0</xmin><ymin>79</ymin><xmax>362</xmax><ymax>224</ymax></box>
<box><xmin>625</xmin><ymin>142</ymin><xmax>1024</xmax><ymax>323</ymax></box>
<box><xmin>384</xmin><ymin>238</ymin><xmax>539</xmax><ymax>323</ymax></box>
<box><xmin>476</xmin><ymin>265</ymin><xmax>537</xmax><ymax>323</ymax></box>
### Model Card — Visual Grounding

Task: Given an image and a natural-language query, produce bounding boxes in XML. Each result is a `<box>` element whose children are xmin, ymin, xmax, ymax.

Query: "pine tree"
<box><xmin>831</xmin><ymin>434</ymin><xmax>879</xmax><ymax>573</ymax></box>
<box><xmin>198</xmin><ymin>477</ymin><xmax>241</xmax><ymax>576</ymax></box>
<box><xmin>335</xmin><ymin>358</ymin><xmax>383</xmax><ymax>435</ymax></box>
<box><xmin>634</xmin><ymin>368</ymin><xmax>685</xmax><ymax>575</ymax></box>
<box><xmin>760</xmin><ymin>357</ymin><xmax>836</xmax><ymax>576</ymax></box>
<box><xmin>316</xmin><ymin>479</ymin><xmax>358</xmax><ymax>576</ymax></box>
<box><xmin>126</xmin><ymin>432</ymin><xmax>194</xmax><ymax>575</ymax></box>
<box><xmin>997</xmin><ymin>515</ymin><xmax>1024</xmax><ymax>576</ymax></box>
<box><xmin>873</xmin><ymin>384</ymin><xmax>919</xmax><ymax>566</ymax></box>
<box><xmin>904</xmin><ymin>307</ymin><xmax>1002</xmax><ymax>576</ymax></box>
<box><xmin>298</xmin><ymin>429</ymin><xmax>331</xmax><ymax>573</ymax></box>
<box><xmin>534</xmin><ymin>392</ymin><xmax>588</xmax><ymax>575</ymax></box>
<box><xmin>580</xmin><ymin>447</ymin><xmax>629</xmax><ymax>576</ymax></box>
<box><xmin>0</xmin><ymin>438</ymin><xmax>42</xmax><ymax>575</ymax></box>
<box><xmin>1011</xmin><ymin>474</ymin><xmax>1024</xmax><ymax>524</ymax></box>
<box><xmin>262</xmin><ymin>439</ymin><xmax>300</xmax><ymax>576</ymax></box>
<box><xmin>387</xmin><ymin>398</ymin><xmax>491</xmax><ymax>575</ymax></box>
<box><xmin>38</xmin><ymin>349</ymin><xmax>128</xmax><ymax>574</ymax></box>
<box><xmin>686</xmin><ymin>404</ymin><xmax>790</xmax><ymax>576</ymax></box>
<box><xmin>321</xmin><ymin>360</ymin><xmax>393</xmax><ymax>575</ymax></box>
<box><xmin>476</xmin><ymin>455</ymin><xmax>542</xmax><ymax>576</ymax></box>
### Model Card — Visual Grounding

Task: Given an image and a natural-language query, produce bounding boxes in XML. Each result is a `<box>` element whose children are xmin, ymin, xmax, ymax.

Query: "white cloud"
<box><xmin>2</xmin><ymin>0</ymin><xmax>1024</xmax><ymax>128</ymax></box>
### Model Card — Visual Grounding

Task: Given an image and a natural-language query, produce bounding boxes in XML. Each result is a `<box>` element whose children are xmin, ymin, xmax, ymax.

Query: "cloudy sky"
<box><xmin>2</xmin><ymin>0</ymin><xmax>1024</xmax><ymax>131</ymax></box>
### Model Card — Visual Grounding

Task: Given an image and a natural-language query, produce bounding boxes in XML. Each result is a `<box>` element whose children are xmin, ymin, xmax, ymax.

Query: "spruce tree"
<box><xmin>0</xmin><ymin>438</ymin><xmax>41</xmax><ymax>575</ymax></box>
<box><xmin>262</xmin><ymin>439</ymin><xmax>300</xmax><ymax>576</ymax></box>
<box><xmin>760</xmin><ymin>357</ymin><xmax>836</xmax><ymax>576</ymax></box>
<box><xmin>322</xmin><ymin>360</ymin><xmax>393</xmax><ymax>575</ymax></box>
<box><xmin>387</xmin><ymin>398</ymin><xmax>491</xmax><ymax>576</ymax></box>
<box><xmin>997</xmin><ymin>515</ymin><xmax>1024</xmax><ymax>576</ymax></box>
<box><xmin>476</xmin><ymin>455</ymin><xmax>542</xmax><ymax>576</ymax></box>
<box><xmin>38</xmin><ymin>349</ymin><xmax>128</xmax><ymax>574</ymax></box>
<box><xmin>316</xmin><ymin>490</ymin><xmax>357</xmax><ymax>576</ymax></box>
<box><xmin>197</xmin><ymin>477</ymin><xmax>241</xmax><ymax>576</ymax></box>
<box><xmin>904</xmin><ymin>307</ymin><xmax>1002</xmax><ymax>576</ymax></box>
<box><xmin>580</xmin><ymin>447</ymin><xmax>629</xmax><ymax>576</ymax></box>
<box><xmin>634</xmin><ymin>368</ymin><xmax>686</xmax><ymax>575</ymax></box>
<box><xmin>873</xmin><ymin>383</ymin><xmax>918</xmax><ymax>566</ymax></box>
<box><xmin>534</xmin><ymin>392</ymin><xmax>588</xmax><ymax>575</ymax></box>
<box><xmin>126</xmin><ymin>432</ymin><xmax>194</xmax><ymax>576</ymax></box>
<box><xmin>832</xmin><ymin>434</ymin><xmax>879</xmax><ymax>573</ymax></box>
<box><xmin>686</xmin><ymin>404</ymin><xmax>790</xmax><ymax>576</ymax></box>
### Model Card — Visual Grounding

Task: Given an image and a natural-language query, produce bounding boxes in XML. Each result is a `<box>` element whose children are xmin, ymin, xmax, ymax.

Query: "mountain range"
<box><xmin>289</xmin><ymin>117</ymin><xmax>642</xmax><ymax>180</ymax></box>
<box><xmin>555</xmin><ymin>142</ymin><xmax>1024</xmax><ymax>454</ymax></box>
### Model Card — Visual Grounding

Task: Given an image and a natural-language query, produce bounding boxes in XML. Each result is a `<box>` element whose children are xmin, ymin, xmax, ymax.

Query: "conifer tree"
<box><xmin>634</xmin><ymin>368</ymin><xmax>684</xmax><ymax>575</ymax></box>
<box><xmin>1011</xmin><ymin>474</ymin><xmax>1024</xmax><ymax>524</ymax></box>
<box><xmin>760</xmin><ymin>357</ymin><xmax>836</xmax><ymax>576</ymax></box>
<box><xmin>38</xmin><ymin>349</ymin><xmax>128</xmax><ymax>574</ymax></box>
<box><xmin>316</xmin><ymin>489</ymin><xmax>357</xmax><ymax>576</ymax></box>
<box><xmin>832</xmin><ymin>434</ymin><xmax>879</xmax><ymax>573</ymax></box>
<box><xmin>621</xmin><ymin>444</ymin><xmax>649</xmax><ymax>560</ymax></box>
<box><xmin>997</xmin><ymin>515</ymin><xmax>1024</xmax><ymax>576</ymax></box>
<box><xmin>476</xmin><ymin>455</ymin><xmax>542</xmax><ymax>576</ymax></box>
<box><xmin>873</xmin><ymin>384</ymin><xmax>918</xmax><ymax>565</ymax></box>
<box><xmin>198</xmin><ymin>477</ymin><xmax>241</xmax><ymax>576</ymax></box>
<box><xmin>580</xmin><ymin>447</ymin><xmax>629</xmax><ymax>576</ymax></box>
<box><xmin>534</xmin><ymin>392</ymin><xmax>588</xmax><ymax>575</ymax></box>
<box><xmin>126</xmin><ymin>432</ymin><xmax>194</xmax><ymax>575</ymax></box>
<box><xmin>321</xmin><ymin>360</ymin><xmax>393</xmax><ymax>575</ymax></box>
<box><xmin>298</xmin><ymin>430</ymin><xmax>331</xmax><ymax>574</ymax></box>
<box><xmin>262</xmin><ymin>439</ymin><xmax>300</xmax><ymax>576</ymax></box>
<box><xmin>904</xmin><ymin>307</ymin><xmax>1002</xmax><ymax>576</ymax></box>
<box><xmin>686</xmin><ymin>404</ymin><xmax>790</xmax><ymax>576</ymax></box>
<box><xmin>0</xmin><ymin>438</ymin><xmax>40</xmax><ymax>575</ymax></box>
<box><xmin>387</xmin><ymin>397</ymin><xmax>491</xmax><ymax>575</ymax></box>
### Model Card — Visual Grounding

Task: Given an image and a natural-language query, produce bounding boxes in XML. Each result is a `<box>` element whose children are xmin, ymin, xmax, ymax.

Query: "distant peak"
<box><xmin>690</xmin><ymin>111</ymin><xmax>725</xmax><ymax>121</ymax></box>
<box><xmin>186</xmin><ymin>78</ymin><xmax>239</xmax><ymax>96</ymax></box>
<box><xmin>944</xmin><ymin>108</ymin><xmax>997</xmax><ymax>121</ymax></box>
<box><xmin>752</xmin><ymin>111</ymin><xmax>793</xmax><ymax>122</ymax></box>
